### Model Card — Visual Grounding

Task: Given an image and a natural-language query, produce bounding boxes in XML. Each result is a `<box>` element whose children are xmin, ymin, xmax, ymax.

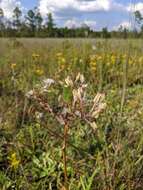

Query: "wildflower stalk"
<box><xmin>121</xmin><ymin>58</ymin><xmax>127</xmax><ymax>113</ymax></box>
<box><xmin>11</xmin><ymin>65</ymin><xmax>19</xmax><ymax>123</ymax></box>
<box><xmin>62</xmin><ymin>123</ymin><xmax>69</xmax><ymax>190</ymax></box>
<box><xmin>25</xmin><ymin>74</ymin><xmax>106</xmax><ymax>189</ymax></box>
<box><xmin>121</xmin><ymin>44</ymin><xmax>130</xmax><ymax>113</ymax></box>
<box><xmin>98</xmin><ymin>56</ymin><xmax>103</xmax><ymax>92</ymax></box>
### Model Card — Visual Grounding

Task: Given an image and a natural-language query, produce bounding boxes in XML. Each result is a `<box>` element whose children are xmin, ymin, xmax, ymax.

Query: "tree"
<box><xmin>0</xmin><ymin>8</ymin><xmax>5</xmax><ymax>36</ymax></box>
<box><xmin>81</xmin><ymin>23</ymin><xmax>90</xmax><ymax>37</ymax></box>
<box><xmin>134</xmin><ymin>10</ymin><xmax>143</xmax><ymax>25</ymax></box>
<box><xmin>134</xmin><ymin>11</ymin><xmax>143</xmax><ymax>37</ymax></box>
<box><xmin>118</xmin><ymin>26</ymin><xmax>129</xmax><ymax>39</ymax></box>
<box><xmin>34</xmin><ymin>7</ymin><xmax>43</xmax><ymax>30</ymax></box>
<box><xmin>46</xmin><ymin>13</ymin><xmax>55</xmax><ymax>37</ymax></box>
<box><xmin>13</xmin><ymin>7</ymin><xmax>22</xmax><ymax>36</ymax></box>
<box><xmin>25</xmin><ymin>9</ymin><xmax>36</xmax><ymax>36</ymax></box>
<box><xmin>0</xmin><ymin>8</ymin><xmax>4</xmax><ymax>22</ymax></box>
<box><xmin>35</xmin><ymin>11</ymin><xmax>43</xmax><ymax>30</ymax></box>
<box><xmin>102</xmin><ymin>27</ymin><xmax>110</xmax><ymax>38</ymax></box>
<box><xmin>25</xmin><ymin>7</ymin><xmax>44</xmax><ymax>36</ymax></box>
<box><xmin>13</xmin><ymin>7</ymin><xmax>22</xmax><ymax>27</ymax></box>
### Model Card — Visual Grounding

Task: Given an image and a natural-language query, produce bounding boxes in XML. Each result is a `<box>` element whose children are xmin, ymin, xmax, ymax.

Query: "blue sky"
<box><xmin>0</xmin><ymin>0</ymin><xmax>143</xmax><ymax>30</ymax></box>
<box><xmin>21</xmin><ymin>0</ymin><xmax>35</xmax><ymax>9</ymax></box>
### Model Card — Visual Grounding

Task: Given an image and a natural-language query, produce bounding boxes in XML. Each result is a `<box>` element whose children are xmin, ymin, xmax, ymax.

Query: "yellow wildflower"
<box><xmin>91</xmin><ymin>61</ymin><xmax>96</xmax><ymax>66</ymax></box>
<box><xmin>111</xmin><ymin>55</ymin><xmax>116</xmax><ymax>64</ymax></box>
<box><xmin>32</xmin><ymin>53</ymin><xmax>40</xmax><ymax>60</ymax></box>
<box><xmin>139</xmin><ymin>57</ymin><xmax>143</xmax><ymax>63</ymax></box>
<box><xmin>90</xmin><ymin>61</ymin><xmax>96</xmax><ymax>71</ymax></box>
<box><xmin>61</xmin><ymin>64</ymin><xmax>65</xmax><ymax>70</ymax></box>
<box><xmin>56</xmin><ymin>52</ymin><xmax>63</xmax><ymax>57</ymax></box>
<box><xmin>58</xmin><ymin>57</ymin><xmax>66</xmax><ymax>65</ymax></box>
<box><xmin>8</xmin><ymin>152</ymin><xmax>20</xmax><ymax>169</ymax></box>
<box><xmin>61</xmin><ymin>58</ymin><xmax>66</xmax><ymax>64</ymax></box>
<box><xmin>97</xmin><ymin>55</ymin><xmax>102</xmax><ymax>61</ymax></box>
<box><xmin>11</xmin><ymin>63</ymin><xmax>16</xmax><ymax>69</ymax></box>
<box><xmin>129</xmin><ymin>59</ymin><xmax>133</xmax><ymax>65</ymax></box>
<box><xmin>122</xmin><ymin>54</ymin><xmax>127</xmax><ymax>59</ymax></box>
<box><xmin>90</xmin><ymin>55</ymin><xmax>96</xmax><ymax>61</ymax></box>
<box><xmin>89</xmin><ymin>55</ymin><xmax>97</xmax><ymax>71</ymax></box>
<box><xmin>106</xmin><ymin>62</ymin><xmax>110</xmax><ymax>66</ymax></box>
<box><xmin>35</xmin><ymin>69</ymin><xmax>44</xmax><ymax>76</ymax></box>
<box><xmin>79</xmin><ymin>59</ymin><xmax>83</xmax><ymax>63</ymax></box>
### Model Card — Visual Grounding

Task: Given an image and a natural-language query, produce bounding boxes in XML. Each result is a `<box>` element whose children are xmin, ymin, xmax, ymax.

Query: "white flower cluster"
<box><xmin>43</xmin><ymin>78</ymin><xmax>55</xmax><ymax>88</ymax></box>
<box><xmin>42</xmin><ymin>78</ymin><xmax>55</xmax><ymax>92</ymax></box>
<box><xmin>25</xmin><ymin>74</ymin><xmax>106</xmax><ymax>129</ymax></box>
<box><xmin>26</xmin><ymin>78</ymin><xmax>55</xmax><ymax>98</ymax></box>
<box><xmin>25</xmin><ymin>90</ymin><xmax>34</xmax><ymax>98</ymax></box>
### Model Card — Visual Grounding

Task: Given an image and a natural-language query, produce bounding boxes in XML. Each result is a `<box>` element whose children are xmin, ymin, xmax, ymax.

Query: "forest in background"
<box><xmin>0</xmin><ymin>6</ymin><xmax>143</xmax><ymax>38</ymax></box>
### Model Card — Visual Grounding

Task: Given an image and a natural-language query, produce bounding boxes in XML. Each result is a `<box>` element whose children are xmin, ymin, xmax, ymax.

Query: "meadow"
<box><xmin>0</xmin><ymin>38</ymin><xmax>143</xmax><ymax>190</ymax></box>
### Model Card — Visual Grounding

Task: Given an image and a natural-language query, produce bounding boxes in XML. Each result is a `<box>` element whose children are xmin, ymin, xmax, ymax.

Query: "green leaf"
<box><xmin>63</xmin><ymin>86</ymin><xmax>72</xmax><ymax>103</ymax></box>
<box><xmin>80</xmin><ymin>168</ymin><xmax>100</xmax><ymax>190</ymax></box>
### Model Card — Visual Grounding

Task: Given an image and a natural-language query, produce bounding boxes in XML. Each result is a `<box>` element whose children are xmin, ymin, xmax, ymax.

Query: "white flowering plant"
<box><xmin>26</xmin><ymin>73</ymin><xmax>106</xmax><ymax>128</ymax></box>
<box><xmin>26</xmin><ymin>73</ymin><xmax>106</xmax><ymax>189</ymax></box>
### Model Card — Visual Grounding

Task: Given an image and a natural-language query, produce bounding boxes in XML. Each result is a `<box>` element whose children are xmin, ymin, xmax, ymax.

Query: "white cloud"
<box><xmin>64</xmin><ymin>19</ymin><xmax>80</xmax><ymax>28</ymax></box>
<box><xmin>76</xmin><ymin>0</ymin><xmax>112</xmax><ymax>12</ymax></box>
<box><xmin>113</xmin><ymin>21</ymin><xmax>132</xmax><ymax>30</ymax></box>
<box><xmin>120</xmin><ymin>21</ymin><xmax>132</xmax><ymax>29</ymax></box>
<box><xmin>0</xmin><ymin>0</ymin><xmax>22</xmax><ymax>18</ymax></box>
<box><xmin>64</xmin><ymin>18</ymin><xmax>96</xmax><ymax>30</ymax></box>
<box><xmin>38</xmin><ymin>0</ymin><xmax>127</xmax><ymax>30</ymax></box>
<box><xmin>127</xmin><ymin>2</ymin><xmax>143</xmax><ymax>14</ymax></box>
<box><xmin>83</xmin><ymin>20</ymin><xmax>97</xmax><ymax>30</ymax></box>
<box><xmin>38</xmin><ymin>0</ymin><xmax>125</xmax><ymax>17</ymax></box>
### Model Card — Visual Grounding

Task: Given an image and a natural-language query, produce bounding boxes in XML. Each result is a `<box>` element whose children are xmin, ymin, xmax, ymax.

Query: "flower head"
<box><xmin>43</xmin><ymin>78</ymin><xmax>55</xmax><ymax>88</ymax></box>
<box><xmin>75</xmin><ymin>73</ymin><xmax>85</xmax><ymax>84</ymax></box>
<box><xmin>8</xmin><ymin>152</ymin><xmax>20</xmax><ymax>169</ymax></box>
<box><xmin>35</xmin><ymin>69</ymin><xmax>44</xmax><ymax>76</ymax></box>
<box><xmin>26</xmin><ymin>90</ymin><xmax>34</xmax><ymax>98</ymax></box>
<box><xmin>32</xmin><ymin>53</ymin><xmax>40</xmax><ymax>60</ymax></box>
<box><xmin>11</xmin><ymin>63</ymin><xmax>16</xmax><ymax>69</ymax></box>
<box><xmin>65</xmin><ymin>76</ymin><xmax>73</xmax><ymax>87</ymax></box>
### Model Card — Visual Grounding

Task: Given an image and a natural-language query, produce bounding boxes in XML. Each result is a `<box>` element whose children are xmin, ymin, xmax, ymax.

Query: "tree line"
<box><xmin>0</xmin><ymin>6</ymin><xmax>143</xmax><ymax>38</ymax></box>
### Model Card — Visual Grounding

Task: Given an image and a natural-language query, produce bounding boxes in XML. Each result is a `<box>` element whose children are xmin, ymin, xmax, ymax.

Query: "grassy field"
<box><xmin>0</xmin><ymin>38</ymin><xmax>143</xmax><ymax>190</ymax></box>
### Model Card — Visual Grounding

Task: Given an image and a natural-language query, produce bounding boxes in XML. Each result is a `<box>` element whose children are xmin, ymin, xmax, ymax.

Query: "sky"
<box><xmin>0</xmin><ymin>0</ymin><xmax>143</xmax><ymax>30</ymax></box>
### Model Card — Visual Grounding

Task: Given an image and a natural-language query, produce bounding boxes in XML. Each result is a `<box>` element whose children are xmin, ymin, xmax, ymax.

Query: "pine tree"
<box><xmin>46</xmin><ymin>13</ymin><xmax>55</xmax><ymax>37</ymax></box>
<box><xmin>0</xmin><ymin>8</ymin><xmax>4</xmax><ymax>37</ymax></box>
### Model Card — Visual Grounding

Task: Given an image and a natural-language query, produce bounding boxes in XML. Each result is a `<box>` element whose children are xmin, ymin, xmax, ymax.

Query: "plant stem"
<box><xmin>62</xmin><ymin>123</ymin><xmax>69</xmax><ymax>190</ymax></box>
